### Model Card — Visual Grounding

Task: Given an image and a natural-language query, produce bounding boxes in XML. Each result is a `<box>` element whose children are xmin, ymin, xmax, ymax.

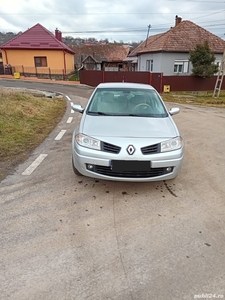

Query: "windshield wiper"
<box><xmin>127</xmin><ymin>113</ymin><xmax>163</xmax><ymax>117</ymax></box>
<box><xmin>126</xmin><ymin>113</ymin><xmax>145</xmax><ymax>117</ymax></box>
<box><xmin>88</xmin><ymin>111</ymin><xmax>115</xmax><ymax>116</ymax></box>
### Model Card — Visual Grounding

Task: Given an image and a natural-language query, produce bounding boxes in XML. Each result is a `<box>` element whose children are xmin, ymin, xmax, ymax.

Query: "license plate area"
<box><xmin>111</xmin><ymin>160</ymin><xmax>151</xmax><ymax>172</ymax></box>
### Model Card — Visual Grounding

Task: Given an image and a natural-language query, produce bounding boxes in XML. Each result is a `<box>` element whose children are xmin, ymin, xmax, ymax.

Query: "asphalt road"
<box><xmin>0</xmin><ymin>79</ymin><xmax>225</xmax><ymax>300</ymax></box>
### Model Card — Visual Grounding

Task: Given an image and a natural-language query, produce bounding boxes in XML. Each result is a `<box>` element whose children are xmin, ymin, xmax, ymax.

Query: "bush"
<box><xmin>189</xmin><ymin>41</ymin><xmax>218</xmax><ymax>78</ymax></box>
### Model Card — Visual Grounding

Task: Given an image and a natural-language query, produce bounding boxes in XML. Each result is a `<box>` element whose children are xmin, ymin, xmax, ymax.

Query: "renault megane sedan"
<box><xmin>72</xmin><ymin>82</ymin><xmax>184</xmax><ymax>182</ymax></box>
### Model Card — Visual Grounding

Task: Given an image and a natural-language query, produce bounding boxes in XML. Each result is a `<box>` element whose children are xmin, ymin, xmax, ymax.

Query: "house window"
<box><xmin>216</xmin><ymin>60</ymin><xmax>221</xmax><ymax>68</ymax></box>
<box><xmin>34</xmin><ymin>56</ymin><xmax>47</xmax><ymax>67</ymax></box>
<box><xmin>215</xmin><ymin>60</ymin><xmax>221</xmax><ymax>75</ymax></box>
<box><xmin>146</xmin><ymin>60</ymin><xmax>153</xmax><ymax>72</ymax></box>
<box><xmin>174</xmin><ymin>60</ymin><xmax>189</xmax><ymax>74</ymax></box>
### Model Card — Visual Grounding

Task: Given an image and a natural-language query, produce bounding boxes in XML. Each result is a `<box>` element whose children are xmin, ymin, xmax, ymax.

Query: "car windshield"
<box><xmin>86</xmin><ymin>88</ymin><xmax>168</xmax><ymax>117</ymax></box>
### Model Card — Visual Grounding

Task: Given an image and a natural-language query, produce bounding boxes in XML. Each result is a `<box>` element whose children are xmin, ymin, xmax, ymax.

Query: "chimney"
<box><xmin>55</xmin><ymin>28</ymin><xmax>59</xmax><ymax>40</ymax></box>
<box><xmin>58</xmin><ymin>31</ymin><xmax>62</xmax><ymax>42</ymax></box>
<box><xmin>175</xmin><ymin>15</ymin><xmax>182</xmax><ymax>26</ymax></box>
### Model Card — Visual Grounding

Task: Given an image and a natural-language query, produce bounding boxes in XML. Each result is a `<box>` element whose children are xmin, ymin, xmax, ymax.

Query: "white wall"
<box><xmin>137</xmin><ymin>52</ymin><xmax>223</xmax><ymax>76</ymax></box>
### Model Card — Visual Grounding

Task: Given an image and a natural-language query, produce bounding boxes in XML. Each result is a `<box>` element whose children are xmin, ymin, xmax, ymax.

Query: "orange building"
<box><xmin>0</xmin><ymin>23</ymin><xmax>75</xmax><ymax>78</ymax></box>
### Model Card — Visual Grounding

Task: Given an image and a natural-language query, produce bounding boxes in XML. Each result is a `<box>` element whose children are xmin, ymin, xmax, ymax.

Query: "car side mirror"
<box><xmin>169</xmin><ymin>107</ymin><xmax>180</xmax><ymax>116</ymax></box>
<box><xmin>72</xmin><ymin>104</ymin><xmax>85</xmax><ymax>113</ymax></box>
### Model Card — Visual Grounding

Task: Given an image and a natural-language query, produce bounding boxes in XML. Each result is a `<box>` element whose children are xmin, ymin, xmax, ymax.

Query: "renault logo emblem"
<box><xmin>127</xmin><ymin>145</ymin><xmax>135</xmax><ymax>155</ymax></box>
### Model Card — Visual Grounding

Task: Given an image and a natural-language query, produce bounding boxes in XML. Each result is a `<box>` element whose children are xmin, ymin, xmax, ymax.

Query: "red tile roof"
<box><xmin>129</xmin><ymin>20</ymin><xmax>225</xmax><ymax>56</ymax></box>
<box><xmin>0</xmin><ymin>23</ymin><xmax>75</xmax><ymax>54</ymax></box>
<box><xmin>70</xmin><ymin>44</ymin><xmax>131</xmax><ymax>63</ymax></box>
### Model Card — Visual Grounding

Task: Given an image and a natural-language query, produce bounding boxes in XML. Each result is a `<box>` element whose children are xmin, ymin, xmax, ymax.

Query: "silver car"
<box><xmin>72</xmin><ymin>82</ymin><xmax>184</xmax><ymax>182</ymax></box>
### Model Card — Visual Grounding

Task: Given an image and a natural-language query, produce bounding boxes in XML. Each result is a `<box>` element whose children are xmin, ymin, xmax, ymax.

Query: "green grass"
<box><xmin>0</xmin><ymin>89</ymin><xmax>66</xmax><ymax>178</ymax></box>
<box><xmin>68</xmin><ymin>72</ymin><xmax>80</xmax><ymax>81</ymax></box>
<box><xmin>161</xmin><ymin>91</ymin><xmax>225</xmax><ymax>107</ymax></box>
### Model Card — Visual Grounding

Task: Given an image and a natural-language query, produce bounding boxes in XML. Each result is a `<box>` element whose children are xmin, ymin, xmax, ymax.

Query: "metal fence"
<box><xmin>8</xmin><ymin>65</ymin><xmax>76</xmax><ymax>80</ymax></box>
<box><xmin>0</xmin><ymin>65</ymin><xmax>4</xmax><ymax>75</ymax></box>
<box><xmin>80</xmin><ymin>70</ymin><xmax>163</xmax><ymax>92</ymax></box>
<box><xmin>80</xmin><ymin>70</ymin><xmax>224</xmax><ymax>93</ymax></box>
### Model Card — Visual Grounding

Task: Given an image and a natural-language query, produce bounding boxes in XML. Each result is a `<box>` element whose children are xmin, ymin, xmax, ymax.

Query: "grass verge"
<box><xmin>161</xmin><ymin>91</ymin><xmax>225</xmax><ymax>107</ymax></box>
<box><xmin>0</xmin><ymin>89</ymin><xmax>66</xmax><ymax>180</ymax></box>
<box><xmin>69</xmin><ymin>72</ymin><xmax>80</xmax><ymax>81</ymax></box>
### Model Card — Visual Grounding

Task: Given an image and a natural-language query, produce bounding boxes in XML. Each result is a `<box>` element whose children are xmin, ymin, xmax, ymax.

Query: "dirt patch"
<box><xmin>0</xmin><ymin>150</ymin><xmax>31</xmax><ymax>181</ymax></box>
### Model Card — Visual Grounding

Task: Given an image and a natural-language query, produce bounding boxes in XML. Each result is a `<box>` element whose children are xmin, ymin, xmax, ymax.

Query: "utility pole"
<box><xmin>145</xmin><ymin>24</ymin><xmax>151</xmax><ymax>47</ymax></box>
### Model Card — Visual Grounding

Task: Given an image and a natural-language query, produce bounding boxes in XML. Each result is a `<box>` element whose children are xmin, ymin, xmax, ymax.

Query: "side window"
<box><xmin>34</xmin><ymin>57</ymin><xmax>47</xmax><ymax>67</ymax></box>
<box><xmin>174</xmin><ymin>60</ymin><xmax>189</xmax><ymax>74</ymax></box>
<box><xmin>146</xmin><ymin>60</ymin><xmax>153</xmax><ymax>72</ymax></box>
<box><xmin>215</xmin><ymin>60</ymin><xmax>221</xmax><ymax>74</ymax></box>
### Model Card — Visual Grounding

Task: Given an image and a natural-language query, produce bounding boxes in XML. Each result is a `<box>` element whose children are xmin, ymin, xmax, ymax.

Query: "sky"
<box><xmin>0</xmin><ymin>0</ymin><xmax>225</xmax><ymax>43</ymax></box>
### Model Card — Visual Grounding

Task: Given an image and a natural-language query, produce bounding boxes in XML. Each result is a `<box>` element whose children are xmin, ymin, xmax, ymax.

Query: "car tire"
<box><xmin>72</xmin><ymin>158</ymin><xmax>82</xmax><ymax>176</ymax></box>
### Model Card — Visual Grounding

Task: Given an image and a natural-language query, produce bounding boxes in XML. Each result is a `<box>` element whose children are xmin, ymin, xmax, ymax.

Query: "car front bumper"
<box><xmin>72</xmin><ymin>142</ymin><xmax>184</xmax><ymax>182</ymax></box>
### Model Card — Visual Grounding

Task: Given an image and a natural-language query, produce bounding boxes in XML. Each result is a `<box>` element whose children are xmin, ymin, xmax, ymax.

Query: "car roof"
<box><xmin>96</xmin><ymin>82</ymin><xmax>155</xmax><ymax>90</ymax></box>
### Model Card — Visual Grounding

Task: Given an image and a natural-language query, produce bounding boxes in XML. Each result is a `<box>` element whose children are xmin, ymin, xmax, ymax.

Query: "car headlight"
<box><xmin>75</xmin><ymin>133</ymin><xmax>101</xmax><ymax>150</ymax></box>
<box><xmin>161</xmin><ymin>137</ymin><xmax>183</xmax><ymax>152</ymax></box>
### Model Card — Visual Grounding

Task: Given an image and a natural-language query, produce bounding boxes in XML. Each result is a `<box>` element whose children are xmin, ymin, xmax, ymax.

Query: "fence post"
<box><xmin>149</xmin><ymin>72</ymin><xmax>152</xmax><ymax>85</ymax></box>
<box><xmin>22</xmin><ymin>65</ymin><xmax>24</xmax><ymax>76</ymax></box>
<box><xmin>62</xmin><ymin>69</ymin><xmax>65</xmax><ymax>80</ymax></box>
<box><xmin>49</xmin><ymin>68</ymin><xmax>51</xmax><ymax>80</ymax></box>
<box><xmin>160</xmin><ymin>73</ymin><xmax>163</xmax><ymax>94</ymax></box>
<box><xmin>102</xmin><ymin>70</ymin><xmax>105</xmax><ymax>83</ymax></box>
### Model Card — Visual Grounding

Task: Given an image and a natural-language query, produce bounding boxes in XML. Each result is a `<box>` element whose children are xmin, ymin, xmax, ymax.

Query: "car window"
<box><xmin>87</xmin><ymin>88</ymin><xmax>168</xmax><ymax>117</ymax></box>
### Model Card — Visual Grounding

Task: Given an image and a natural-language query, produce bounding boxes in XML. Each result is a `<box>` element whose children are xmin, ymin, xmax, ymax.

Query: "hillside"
<box><xmin>0</xmin><ymin>32</ymin><xmax>141</xmax><ymax>48</ymax></box>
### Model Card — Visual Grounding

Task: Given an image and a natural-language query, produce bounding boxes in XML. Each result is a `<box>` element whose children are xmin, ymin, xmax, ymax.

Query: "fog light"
<box><xmin>166</xmin><ymin>167</ymin><xmax>173</xmax><ymax>173</ymax></box>
<box><xmin>87</xmin><ymin>164</ymin><xmax>94</xmax><ymax>170</ymax></box>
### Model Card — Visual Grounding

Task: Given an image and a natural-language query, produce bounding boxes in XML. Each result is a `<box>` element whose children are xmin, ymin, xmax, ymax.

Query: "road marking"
<box><xmin>22</xmin><ymin>154</ymin><xmax>48</xmax><ymax>176</ymax></box>
<box><xmin>65</xmin><ymin>95</ymin><xmax>71</xmax><ymax>101</ymax></box>
<box><xmin>70</xmin><ymin>102</ymin><xmax>74</xmax><ymax>106</ymax></box>
<box><xmin>71</xmin><ymin>109</ymin><xmax>74</xmax><ymax>114</ymax></box>
<box><xmin>55</xmin><ymin>130</ymin><xmax>67</xmax><ymax>140</ymax></box>
<box><xmin>67</xmin><ymin>117</ymin><xmax>73</xmax><ymax>123</ymax></box>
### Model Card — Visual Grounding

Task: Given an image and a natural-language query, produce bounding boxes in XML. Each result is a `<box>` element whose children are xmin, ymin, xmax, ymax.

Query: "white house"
<box><xmin>127</xmin><ymin>16</ymin><xmax>225</xmax><ymax>76</ymax></box>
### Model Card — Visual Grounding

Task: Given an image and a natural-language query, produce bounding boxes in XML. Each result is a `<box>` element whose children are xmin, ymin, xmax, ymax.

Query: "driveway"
<box><xmin>0</xmin><ymin>79</ymin><xmax>224</xmax><ymax>300</ymax></box>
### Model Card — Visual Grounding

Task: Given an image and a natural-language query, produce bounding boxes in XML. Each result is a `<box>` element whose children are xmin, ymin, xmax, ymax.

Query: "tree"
<box><xmin>189</xmin><ymin>41</ymin><xmax>218</xmax><ymax>78</ymax></box>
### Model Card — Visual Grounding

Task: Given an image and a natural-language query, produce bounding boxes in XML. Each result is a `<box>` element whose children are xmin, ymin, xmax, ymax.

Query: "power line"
<box><xmin>0</xmin><ymin>11</ymin><xmax>223</xmax><ymax>16</ymax></box>
<box><xmin>166</xmin><ymin>0</ymin><xmax>225</xmax><ymax>4</ymax></box>
<box><xmin>191</xmin><ymin>9</ymin><xmax>225</xmax><ymax>20</ymax></box>
<box><xmin>61</xmin><ymin>19</ymin><xmax>225</xmax><ymax>35</ymax></box>
<box><xmin>63</xmin><ymin>29</ymin><xmax>147</xmax><ymax>34</ymax></box>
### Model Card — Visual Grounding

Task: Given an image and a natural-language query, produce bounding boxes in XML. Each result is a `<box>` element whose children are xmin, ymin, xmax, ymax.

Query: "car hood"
<box><xmin>81</xmin><ymin>115</ymin><xmax>178</xmax><ymax>138</ymax></box>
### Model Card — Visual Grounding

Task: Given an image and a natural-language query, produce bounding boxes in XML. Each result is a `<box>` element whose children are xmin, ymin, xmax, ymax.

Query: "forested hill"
<box><xmin>0</xmin><ymin>32</ymin><xmax>19</xmax><ymax>45</ymax></box>
<box><xmin>0</xmin><ymin>32</ymin><xmax>141</xmax><ymax>48</ymax></box>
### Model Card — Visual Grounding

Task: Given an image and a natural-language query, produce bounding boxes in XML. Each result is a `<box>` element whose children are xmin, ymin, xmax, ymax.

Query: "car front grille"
<box><xmin>94</xmin><ymin>165</ymin><xmax>171</xmax><ymax>178</ymax></box>
<box><xmin>141</xmin><ymin>143</ymin><xmax>160</xmax><ymax>155</ymax></box>
<box><xmin>101</xmin><ymin>142</ymin><xmax>121</xmax><ymax>154</ymax></box>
